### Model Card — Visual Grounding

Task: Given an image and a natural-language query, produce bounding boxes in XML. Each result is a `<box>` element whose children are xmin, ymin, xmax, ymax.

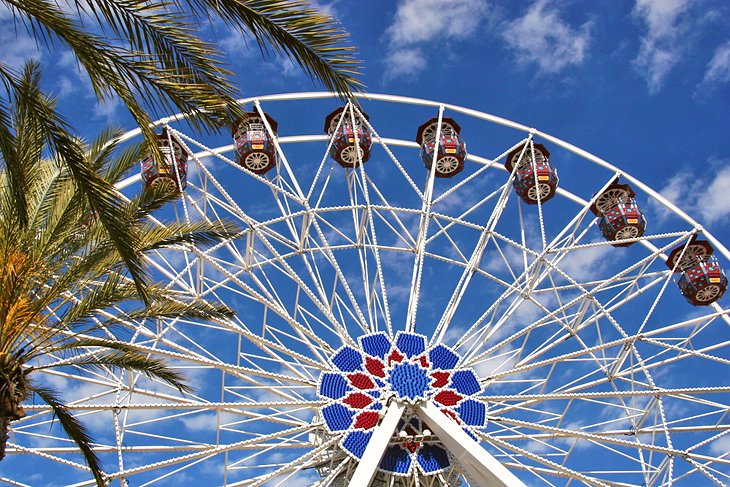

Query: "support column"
<box><xmin>416</xmin><ymin>400</ymin><xmax>526</xmax><ymax>487</ymax></box>
<box><xmin>349</xmin><ymin>400</ymin><xmax>405</xmax><ymax>487</ymax></box>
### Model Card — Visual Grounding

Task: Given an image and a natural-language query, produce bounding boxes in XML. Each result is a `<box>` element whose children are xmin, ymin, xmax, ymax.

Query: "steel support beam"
<box><xmin>349</xmin><ymin>400</ymin><xmax>405</xmax><ymax>487</ymax></box>
<box><xmin>417</xmin><ymin>400</ymin><xmax>526</xmax><ymax>487</ymax></box>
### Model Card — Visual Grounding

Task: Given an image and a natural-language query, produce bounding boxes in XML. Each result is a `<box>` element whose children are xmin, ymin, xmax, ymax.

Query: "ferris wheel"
<box><xmin>5</xmin><ymin>92</ymin><xmax>730</xmax><ymax>486</ymax></box>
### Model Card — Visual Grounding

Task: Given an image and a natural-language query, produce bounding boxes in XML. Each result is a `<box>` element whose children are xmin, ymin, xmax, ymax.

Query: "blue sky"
<box><xmin>2</xmin><ymin>1</ymin><xmax>730</xmax><ymax>485</ymax></box>
<box><xmin>3</xmin><ymin>0</ymin><xmax>729</xmax><ymax>239</ymax></box>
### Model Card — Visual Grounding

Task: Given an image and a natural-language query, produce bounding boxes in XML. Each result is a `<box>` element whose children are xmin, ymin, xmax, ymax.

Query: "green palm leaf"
<box><xmin>26</xmin><ymin>383</ymin><xmax>106</xmax><ymax>486</ymax></box>
<box><xmin>1</xmin><ymin>71</ymin><xmax>242</xmax><ymax>476</ymax></box>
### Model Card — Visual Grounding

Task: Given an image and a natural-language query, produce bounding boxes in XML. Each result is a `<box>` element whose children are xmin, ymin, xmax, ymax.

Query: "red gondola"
<box><xmin>666</xmin><ymin>239</ymin><xmax>728</xmax><ymax>305</ymax></box>
<box><xmin>415</xmin><ymin>117</ymin><xmax>467</xmax><ymax>178</ymax></box>
<box><xmin>141</xmin><ymin>129</ymin><xmax>189</xmax><ymax>192</ymax></box>
<box><xmin>505</xmin><ymin>143</ymin><xmax>558</xmax><ymax>204</ymax></box>
<box><xmin>232</xmin><ymin>112</ymin><xmax>279</xmax><ymax>174</ymax></box>
<box><xmin>590</xmin><ymin>183</ymin><xmax>647</xmax><ymax>247</ymax></box>
<box><xmin>324</xmin><ymin>106</ymin><xmax>372</xmax><ymax>168</ymax></box>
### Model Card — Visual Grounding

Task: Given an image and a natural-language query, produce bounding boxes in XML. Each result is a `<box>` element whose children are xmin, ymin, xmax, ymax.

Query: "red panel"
<box><xmin>343</xmin><ymin>392</ymin><xmax>373</xmax><ymax>410</ymax></box>
<box><xmin>435</xmin><ymin>390</ymin><xmax>463</xmax><ymax>407</ymax></box>
<box><xmin>347</xmin><ymin>373</ymin><xmax>375</xmax><ymax>390</ymax></box>
<box><xmin>365</xmin><ymin>356</ymin><xmax>386</xmax><ymax>378</ymax></box>
<box><xmin>430</xmin><ymin>371</ymin><xmax>450</xmax><ymax>388</ymax></box>
<box><xmin>353</xmin><ymin>411</ymin><xmax>380</xmax><ymax>430</ymax></box>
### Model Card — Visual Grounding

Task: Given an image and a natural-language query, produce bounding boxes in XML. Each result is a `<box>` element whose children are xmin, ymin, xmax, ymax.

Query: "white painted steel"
<box><xmin>417</xmin><ymin>401</ymin><xmax>526</xmax><ymax>487</ymax></box>
<box><xmin>349</xmin><ymin>401</ymin><xmax>406</xmax><ymax>487</ymax></box>
<box><xmin>6</xmin><ymin>92</ymin><xmax>730</xmax><ymax>487</ymax></box>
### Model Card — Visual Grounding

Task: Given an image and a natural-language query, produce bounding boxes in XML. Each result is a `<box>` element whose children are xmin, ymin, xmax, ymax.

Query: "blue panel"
<box><xmin>380</xmin><ymin>445</ymin><xmax>412</xmax><ymax>474</ymax></box>
<box><xmin>319</xmin><ymin>373</ymin><xmax>350</xmax><ymax>400</ymax></box>
<box><xmin>417</xmin><ymin>444</ymin><xmax>450</xmax><ymax>473</ymax></box>
<box><xmin>331</xmin><ymin>346</ymin><xmax>363</xmax><ymax>372</ymax></box>
<box><xmin>465</xmin><ymin>428</ymin><xmax>479</xmax><ymax>441</ymax></box>
<box><xmin>429</xmin><ymin>344</ymin><xmax>460</xmax><ymax>370</ymax></box>
<box><xmin>389</xmin><ymin>362</ymin><xmax>429</xmax><ymax>401</ymax></box>
<box><xmin>360</xmin><ymin>332</ymin><xmax>391</xmax><ymax>358</ymax></box>
<box><xmin>322</xmin><ymin>403</ymin><xmax>355</xmax><ymax>432</ymax></box>
<box><xmin>395</xmin><ymin>333</ymin><xmax>426</xmax><ymax>358</ymax></box>
<box><xmin>451</xmin><ymin>370</ymin><xmax>481</xmax><ymax>396</ymax></box>
<box><xmin>342</xmin><ymin>430</ymin><xmax>372</xmax><ymax>459</ymax></box>
<box><xmin>456</xmin><ymin>399</ymin><xmax>487</xmax><ymax>427</ymax></box>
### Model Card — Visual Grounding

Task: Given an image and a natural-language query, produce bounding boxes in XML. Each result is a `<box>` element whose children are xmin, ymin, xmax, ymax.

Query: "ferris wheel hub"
<box><xmin>318</xmin><ymin>332</ymin><xmax>489</xmax><ymax>476</ymax></box>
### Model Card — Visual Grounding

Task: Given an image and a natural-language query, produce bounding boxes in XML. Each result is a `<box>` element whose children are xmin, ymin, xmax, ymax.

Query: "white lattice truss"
<box><xmin>4</xmin><ymin>93</ymin><xmax>730</xmax><ymax>487</ymax></box>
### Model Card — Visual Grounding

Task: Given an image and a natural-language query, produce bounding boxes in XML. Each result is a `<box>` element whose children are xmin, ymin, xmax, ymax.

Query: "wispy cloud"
<box><xmin>650</xmin><ymin>162</ymin><xmax>730</xmax><ymax>225</ymax></box>
<box><xmin>383</xmin><ymin>0</ymin><xmax>490</xmax><ymax>80</ymax></box>
<box><xmin>216</xmin><ymin>23</ymin><xmax>304</xmax><ymax>85</ymax></box>
<box><xmin>701</xmin><ymin>40</ymin><xmax>730</xmax><ymax>87</ymax></box>
<box><xmin>631</xmin><ymin>0</ymin><xmax>693</xmax><ymax>93</ymax></box>
<box><xmin>311</xmin><ymin>0</ymin><xmax>342</xmax><ymax>18</ymax></box>
<box><xmin>0</xmin><ymin>23</ymin><xmax>42</xmax><ymax>69</ymax></box>
<box><xmin>500</xmin><ymin>0</ymin><xmax>592</xmax><ymax>75</ymax></box>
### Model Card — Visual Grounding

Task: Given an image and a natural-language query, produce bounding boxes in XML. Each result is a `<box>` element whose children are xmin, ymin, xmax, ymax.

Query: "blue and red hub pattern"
<box><xmin>317</xmin><ymin>331</ymin><xmax>487</xmax><ymax>476</ymax></box>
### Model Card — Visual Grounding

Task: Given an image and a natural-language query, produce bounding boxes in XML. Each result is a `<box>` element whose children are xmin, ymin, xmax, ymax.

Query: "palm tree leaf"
<box><xmin>0</xmin><ymin>63</ymin><xmax>29</xmax><ymax>226</ymax></box>
<box><xmin>189</xmin><ymin>0</ymin><xmax>364</xmax><ymax>95</ymax></box>
<box><xmin>0</xmin><ymin>60</ymin><xmax>150</xmax><ymax>301</ymax></box>
<box><xmin>102</xmin><ymin>140</ymin><xmax>146</xmax><ymax>186</ymax></box>
<box><xmin>50</xmin><ymin>130</ymin><xmax>149</xmax><ymax>301</ymax></box>
<box><xmin>130</xmin><ymin>179</ymin><xmax>182</xmax><ymax>217</ymax></box>
<box><xmin>70</xmin><ymin>0</ymin><xmax>241</xmax><ymax>107</ymax></box>
<box><xmin>116</xmin><ymin>296</ymin><xmax>235</xmax><ymax>323</ymax></box>
<box><xmin>2</xmin><ymin>0</ymin><xmax>241</xmax><ymax>134</ymax></box>
<box><xmin>86</xmin><ymin>126</ymin><xmax>126</xmax><ymax>173</ymax></box>
<box><xmin>26</xmin><ymin>382</ymin><xmax>106</xmax><ymax>486</ymax></box>
<box><xmin>34</xmin><ymin>339</ymin><xmax>193</xmax><ymax>393</ymax></box>
<box><xmin>137</xmin><ymin>219</ymin><xmax>242</xmax><ymax>251</ymax></box>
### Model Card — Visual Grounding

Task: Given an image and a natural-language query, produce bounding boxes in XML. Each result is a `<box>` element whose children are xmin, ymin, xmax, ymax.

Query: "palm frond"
<box><xmin>137</xmin><ymin>219</ymin><xmax>242</xmax><ymax>251</ymax></box>
<box><xmin>0</xmin><ymin>63</ymin><xmax>29</xmax><ymax>226</ymax></box>
<box><xmin>117</xmin><ymin>295</ymin><xmax>235</xmax><ymax>323</ymax></box>
<box><xmin>189</xmin><ymin>0</ymin><xmax>363</xmax><ymax>96</ymax></box>
<box><xmin>2</xmin><ymin>0</ymin><xmax>240</xmax><ymax>134</ymax></box>
<box><xmin>102</xmin><ymin>140</ymin><xmax>146</xmax><ymax>186</ymax></box>
<box><xmin>26</xmin><ymin>382</ymin><xmax>106</xmax><ymax>486</ymax></box>
<box><xmin>86</xmin><ymin>126</ymin><xmax>125</xmax><ymax>173</ymax></box>
<box><xmin>0</xmin><ymin>60</ymin><xmax>150</xmax><ymax>301</ymax></box>
<box><xmin>130</xmin><ymin>179</ymin><xmax>182</xmax><ymax>217</ymax></box>
<box><xmin>34</xmin><ymin>339</ymin><xmax>193</xmax><ymax>393</ymax></box>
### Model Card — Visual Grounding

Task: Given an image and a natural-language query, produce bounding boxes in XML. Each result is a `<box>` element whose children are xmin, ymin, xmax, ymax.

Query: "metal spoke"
<box><xmin>8</xmin><ymin>92</ymin><xmax>729</xmax><ymax>487</ymax></box>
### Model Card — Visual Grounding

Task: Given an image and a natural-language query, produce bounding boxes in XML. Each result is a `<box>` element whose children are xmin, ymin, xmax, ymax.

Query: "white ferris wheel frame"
<box><xmin>4</xmin><ymin>92</ymin><xmax>730</xmax><ymax>487</ymax></box>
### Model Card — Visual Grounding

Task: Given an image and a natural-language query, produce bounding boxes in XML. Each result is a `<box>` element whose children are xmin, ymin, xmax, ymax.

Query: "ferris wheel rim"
<box><xmin>114</xmin><ymin>91</ymin><xmax>730</xmax><ymax>264</ymax></box>
<box><xmin>8</xmin><ymin>91</ymin><xmax>730</xmax><ymax>487</ymax></box>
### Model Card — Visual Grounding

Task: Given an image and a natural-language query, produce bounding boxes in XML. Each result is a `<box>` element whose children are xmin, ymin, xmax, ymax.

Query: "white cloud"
<box><xmin>217</xmin><ymin>24</ymin><xmax>303</xmax><ymax>84</ymax></box>
<box><xmin>180</xmin><ymin>411</ymin><xmax>217</xmax><ymax>432</ymax></box>
<box><xmin>387</xmin><ymin>0</ymin><xmax>486</xmax><ymax>46</ymax></box>
<box><xmin>52</xmin><ymin>50</ymin><xmax>101</xmax><ymax>104</ymax></box>
<box><xmin>650</xmin><ymin>163</ymin><xmax>730</xmax><ymax>225</ymax></box>
<box><xmin>500</xmin><ymin>0</ymin><xmax>592</xmax><ymax>75</ymax></box>
<box><xmin>701</xmin><ymin>40</ymin><xmax>730</xmax><ymax>87</ymax></box>
<box><xmin>631</xmin><ymin>0</ymin><xmax>693</xmax><ymax>93</ymax></box>
<box><xmin>0</xmin><ymin>4</ymin><xmax>13</xmax><ymax>20</ymax></box>
<box><xmin>56</xmin><ymin>76</ymin><xmax>77</xmax><ymax>98</ymax></box>
<box><xmin>0</xmin><ymin>25</ymin><xmax>42</xmax><ymax>69</ymax></box>
<box><xmin>558</xmin><ymin>245</ymin><xmax>614</xmax><ymax>282</ymax></box>
<box><xmin>93</xmin><ymin>95</ymin><xmax>122</xmax><ymax>121</ymax></box>
<box><xmin>710</xmin><ymin>434</ymin><xmax>730</xmax><ymax>456</ymax></box>
<box><xmin>311</xmin><ymin>0</ymin><xmax>342</xmax><ymax>18</ymax></box>
<box><xmin>383</xmin><ymin>48</ymin><xmax>428</xmax><ymax>80</ymax></box>
<box><xmin>57</xmin><ymin>49</ymin><xmax>78</xmax><ymax>70</ymax></box>
<box><xmin>218</xmin><ymin>26</ymin><xmax>256</xmax><ymax>59</ymax></box>
<box><xmin>383</xmin><ymin>0</ymin><xmax>490</xmax><ymax>80</ymax></box>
